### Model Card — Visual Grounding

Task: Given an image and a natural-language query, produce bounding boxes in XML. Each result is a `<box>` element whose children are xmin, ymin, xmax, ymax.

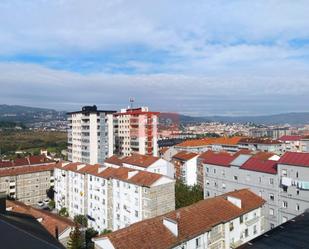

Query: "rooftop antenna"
<box><xmin>129</xmin><ymin>97</ymin><xmax>135</xmax><ymax>110</ymax></box>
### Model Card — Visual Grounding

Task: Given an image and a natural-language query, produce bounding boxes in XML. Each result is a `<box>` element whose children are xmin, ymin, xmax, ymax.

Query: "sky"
<box><xmin>1</xmin><ymin>0</ymin><xmax>309</xmax><ymax>116</ymax></box>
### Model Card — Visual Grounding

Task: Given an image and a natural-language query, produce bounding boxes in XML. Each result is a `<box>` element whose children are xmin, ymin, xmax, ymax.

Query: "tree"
<box><xmin>85</xmin><ymin>228</ymin><xmax>98</xmax><ymax>249</ymax></box>
<box><xmin>67</xmin><ymin>224</ymin><xmax>83</xmax><ymax>249</ymax></box>
<box><xmin>100</xmin><ymin>229</ymin><xmax>112</xmax><ymax>235</ymax></box>
<box><xmin>48</xmin><ymin>199</ymin><xmax>55</xmax><ymax>210</ymax></box>
<box><xmin>59</xmin><ymin>207</ymin><xmax>69</xmax><ymax>217</ymax></box>
<box><xmin>175</xmin><ymin>180</ymin><xmax>203</xmax><ymax>209</ymax></box>
<box><xmin>74</xmin><ymin>214</ymin><xmax>88</xmax><ymax>227</ymax></box>
<box><xmin>46</xmin><ymin>186</ymin><xmax>55</xmax><ymax>199</ymax></box>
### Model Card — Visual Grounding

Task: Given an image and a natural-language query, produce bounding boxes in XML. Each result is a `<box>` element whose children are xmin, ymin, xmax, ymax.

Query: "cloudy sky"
<box><xmin>1</xmin><ymin>0</ymin><xmax>309</xmax><ymax>116</ymax></box>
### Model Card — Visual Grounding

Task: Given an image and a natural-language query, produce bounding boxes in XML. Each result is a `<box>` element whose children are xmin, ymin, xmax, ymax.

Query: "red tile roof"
<box><xmin>240</xmin><ymin>157</ymin><xmax>277</xmax><ymax>174</ymax></box>
<box><xmin>121</xmin><ymin>154</ymin><xmax>160</xmax><ymax>168</ymax></box>
<box><xmin>0</xmin><ymin>163</ymin><xmax>56</xmax><ymax>177</ymax></box>
<box><xmin>252</xmin><ymin>151</ymin><xmax>276</xmax><ymax>161</ymax></box>
<box><xmin>238</xmin><ymin>138</ymin><xmax>281</xmax><ymax>145</ymax></box>
<box><xmin>104</xmin><ymin>155</ymin><xmax>124</xmax><ymax>166</ymax></box>
<box><xmin>176</xmin><ymin>137</ymin><xmax>243</xmax><ymax>148</ymax></box>
<box><xmin>0</xmin><ymin>155</ymin><xmax>53</xmax><ymax>168</ymax></box>
<box><xmin>279</xmin><ymin>135</ymin><xmax>303</xmax><ymax>142</ymax></box>
<box><xmin>172</xmin><ymin>151</ymin><xmax>198</xmax><ymax>161</ymax></box>
<box><xmin>6</xmin><ymin>200</ymin><xmax>75</xmax><ymax>237</ymax></box>
<box><xmin>94</xmin><ymin>189</ymin><xmax>265</xmax><ymax>249</ymax></box>
<box><xmin>279</xmin><ymin>152</ymin><xmax>309</xmax><ymax>167</ymax></box>
<box><xmin>203</xmin><ymin>153</ymin><xmax>235</xmax><ymax>167</ymax></box>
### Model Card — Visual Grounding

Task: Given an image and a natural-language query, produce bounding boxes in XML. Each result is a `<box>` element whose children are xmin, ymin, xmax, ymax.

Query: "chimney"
<box><xmin>163</xmin><ymin>217</ymin><xmax>178</xmax><ymax>237</ymax></box>
<box><xmin>0</xmin><ymin>192</ymin><xmax>7</xmax><ymax>214</ymax></box>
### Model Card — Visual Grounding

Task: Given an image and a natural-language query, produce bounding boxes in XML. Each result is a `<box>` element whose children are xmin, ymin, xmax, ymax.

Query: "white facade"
<box><xmin>54</xmin><ymin>162</ymin><xmax>175</xmax><ymax>233</ymax></box>
<box><xmin>67</xmin><ymin>106</ymin><xmax>116</xmax><ymax>164</ymax></box>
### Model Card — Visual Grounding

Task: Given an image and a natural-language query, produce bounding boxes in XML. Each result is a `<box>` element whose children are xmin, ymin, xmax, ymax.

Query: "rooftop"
<box><xmin>238</xmin><ymin>138</ymin><xmax>281</xmax><ymax>145</ymax></box>
<box><xmin>278</xmin><ymin>152</ymin><xmax>309</xmax><ymax>167</ymax></box>
<box><xmin>238</xmin><ymin>211</ymin><xmax>309</xmax><ymax>249</ymax></box>
<box><xmin>279</xmin><ymin>135</ymin><xmax>303</xmax><ymax>142</ymax></box>
<box><xmin>175</xmin><ymin>136</ymin><xmax>243</xmax><ymax>148</ymax></box>
<box><xmin>240</xmin><ymin>157</ymin><xmax>277</xmax><ymax>174</ymax></box>
<box><xmin>0</xmin><ymin>155</ymin><xmax>54</xmax><ymax>168</ymax></box>
<box><xmin>172</xmin><ymin>151</ymin><xmax>198</xmax><ymax>161</ymax></box>
<box><xmin>0</xmin><ymin>163</ymin><xmax>56</xmax><ymax>177</ymax></box>
<box><xmin>94</xmin><ymin>189</ymin><xmax>265</xmax><ymax>249</ymax></box>
<box><xmin>203</xmin><ymin>153</ymin><xmax>236</xmax><ymax>167</ymax></box>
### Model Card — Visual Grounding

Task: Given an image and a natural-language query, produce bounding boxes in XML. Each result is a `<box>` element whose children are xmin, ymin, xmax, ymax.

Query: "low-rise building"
<box><xmin>93</xmin><ymin>189</ymin><xmax>266</xmax><ymax>249</ymax></box>
<box><xmin>0</xmin><ymin>163</ymin><xmax>56</xmax><ymax>205</ymax></box>
<box><xmin>172</xmin><ymin>151</ymin><xmax>198</xmax><ymax>186</ymax></box>
<box><xmin>54</xmin><ymin>162</ymin><xmax>175</xmax><ymax>232</ymax></box>
<box><xmin>237</xmin><ymin>138</ymin><xmax>282</xmax><ymax>154</ymax></box>
<box><xmin>279</xmin><ymin>135</ymin><xmax>303</xmax><ymax>152</ymax></box>
<box><xmin>300</xmin><ymin>135</ymin><xmax>309</xmax><ymax>152</ymax></box>
<box><xmin>104</xmin><ymin>153</ymin><xmax>174</xmax><ymax>178</ymax></box>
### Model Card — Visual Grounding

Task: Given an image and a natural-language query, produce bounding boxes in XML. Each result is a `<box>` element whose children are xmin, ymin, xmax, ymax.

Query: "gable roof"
<box><xmin>94</xmin><ymin>189</ymin><xmax>265</xmax><ymax>249</ymax></box>
<box><xmin>175</xmin><ymin>137</ymin><xmax>243</xmax><ymax>148</ymax></box>
<box><xmin>104</xmin><ymin>155</ymin><xmax>124</xmax><ymax>166</ymax></box>
<box><xmin>238</xmin><ymin>138</ymin><xmax>281</xmax><ymax>145</ymax></box>
<box><xmin>278</xmin><ymin>152</ymin><xmax>309</xmax><ymax>167</ymax></box>
<box><xmin>240</xmin><ymin>157</ymin><xmax>277</xmax><ymax>174</ymax></box>
<box><xmin>279</xmin><ymin>135</ymin><xmax>303</xmax><ymax>142</ymax></box>
<box><xmin>0</xmin><ymin>163</ymin><xmax>56</xmax><ymax>177</ymax></box>
<box><xmin>203</xmin><ymin>153</ymin><xmax>236</xmax><ymax>167</ymax></box>
<box><xmin>172</xmin><ymin>151</ymin><xmax>198</xmax><ymax>161</ymax></box>
<box><xmin>0</xmin><ymin>155</ymin><xmax>53</xmax><ymax>168</ymax></box>
<box><xmin>121</xmin><ymin>154</ymin><xmax>160</xmax><ymax>168</ymax></box>
<box><xmin>6</xmin><ymin>200</ymin><xmax>75</xmax><ymax>237</ymax></box>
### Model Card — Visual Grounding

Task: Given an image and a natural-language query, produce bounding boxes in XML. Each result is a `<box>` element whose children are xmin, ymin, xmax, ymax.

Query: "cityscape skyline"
<box><xmin>1</xmin><ymin>0</ymin><xmax>309</xmax><ymax>115</ymax></box>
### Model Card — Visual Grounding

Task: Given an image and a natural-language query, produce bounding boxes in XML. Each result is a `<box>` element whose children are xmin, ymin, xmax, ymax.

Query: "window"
<box><xmin>296</xmin><ymin>172</ymin><xmax>299</xmax><ymax>178</ymax></box>
<box><xmin>222</xmin><ymin>170</ymin><xmax>225</xmax><ymax>176</ymax></box>
<box><xmin>240</xmin><ymin>215</ymin><xmax>243</xmax><ymax>224</ymax></box>
<box><xmin>269</xmin><ymin>208</ymin><xmax>274</xmax><ymax>216</ymax></box>
<box><xmin>282</xmin><ymin>201</ymin><xmax>288</xmax><ymax>208</ymax></box>
<box><xmin>233</xmin><ymin>176</ymin><xmax>238</xmax><ymax>181</ymax></box>
<box><xmin>135</xmin><ymin>211</ymin><xmax>138</xmax><ymax>217</ymax></box>
<box><xmin>213</xmin><ymin>169</ymin><xmax>216</xmax><ymax>174</ymax></box>
<box><xmin>259</xmin><ymin>177</ymin><xmax>262</xmax><ymax>183</ymax></box>
<box><xmin>283</xmin><ymin>217</ymin><xmax>288</xmax><ymax>223</ymax></box>
<box><xmin>244</xmin><ymin>229</ymin><xmax>249</xmax><ymax>238</ymax></box>
<box><xmin>206</xmin><ymin>167</ymin><xmax>209</xmax><ymax>173</ymax></box>
<box><xmin>270</xmin><ymin>223</ymin><xmax>275</xmax><ymax>229</ymax></box>
<box><xmin>296</xmin><ymin>204</ymin><xmax>300</xmax><ymax>211</ymax></box>
<box><xmin>269</xmin><ymin>178</ymin><xmax>274</xmax><ymax>185</ymax></box>
<box><xmin>253</xmin><ymin>225</ymin><xmax>257</xmax><ymax>235</ymax></box>
<box><xmin>195</xmin><ymin>237</ymin><xmax>201</xmax><ymax>248</ymax></box>
<box><xmin>206</xmin><ymin>180</ymin><xmax>210</xmax><ymax>185</ymax></box>
<box><xmin>269</xmin><ymin>193</ymin><xmax>274</xmax><ymax>201</ymax></box>
<box><xmin>229</xmin><ymin>222</ymin><xmax>234</xmax><ymax>231</ymax></box>
<box><xmin>282</xmin><ymin>169</ymin><xmax>287</xmax><ymax>177</ymax></box>
<box><xmin>222</xmin><ymin>183</ymin><xmax>226</xmax><ymax>189</ymax></box>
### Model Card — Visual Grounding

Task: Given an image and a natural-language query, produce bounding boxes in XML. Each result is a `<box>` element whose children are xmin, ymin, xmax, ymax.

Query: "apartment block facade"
<box><xmin>203</xmin><ymin>151</ymin><xmax>309</xmax><ymax>231</ymax></box>
<box><xmin>67</xmin><ymin>105</ymin><xmax>116</xmax><ymax>164</ymax></box>
<box><xmin>93</xmin><ymin>189</ymin><xmax>265</xmax><ymax>249</ymax></box>
<box><xmin>54</xmin><ymin>162</ymin><xmax>175</xmax><ymax>232</ymax></box>
<box><xmin>0</xmin><ymin>164</ymin><xmax>55</xmax><ymax>205</ymax></box>
<box><xmin>114</xmin><ymin>107</ymin><xmax>159</xmax><ymax>156</ymax></box>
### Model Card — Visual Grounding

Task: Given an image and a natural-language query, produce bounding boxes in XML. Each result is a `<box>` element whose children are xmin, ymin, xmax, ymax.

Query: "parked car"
<box><xmin>37</xmin><ymin>201</ymin><xmax>44</xmax><ymax>207</ymax></box>
<box><xmin>43</xmin><ymin>198</ymin><xmax>50</xmax><ymax>205</ymax></box>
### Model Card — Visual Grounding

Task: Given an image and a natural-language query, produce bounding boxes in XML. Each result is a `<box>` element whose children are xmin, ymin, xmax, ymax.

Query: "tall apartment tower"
<box><xmin>67</xmin><ymin>106</ymin><xmax>116</xmax><ymax>164</ymax></box>
<box><xmin>114</xmin><ymin>107</ymin><xmax>159</xmax><ymax>156</ymax></box>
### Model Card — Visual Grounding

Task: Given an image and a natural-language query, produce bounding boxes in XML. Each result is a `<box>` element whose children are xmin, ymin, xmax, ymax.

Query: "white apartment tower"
<box><xmin>67</xmin><ymin>106</ymin><xmax>116</xmax><ymax>164</ymax></box>
<box><xmin>114</xmin><ymin>107</ymin><xmax>159</xmax><ymax>156</ymax></box>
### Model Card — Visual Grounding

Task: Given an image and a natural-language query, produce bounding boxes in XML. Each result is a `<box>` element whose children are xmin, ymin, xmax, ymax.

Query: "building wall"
<box><xmin>0</xmin><ymin>170</ymin><xmax>53</xmax><ymax>205</ymax></box>
<box><xmin>204</xmin><ymin>164</ymin><xmax>279</xmax><ymax>231</ymax></box>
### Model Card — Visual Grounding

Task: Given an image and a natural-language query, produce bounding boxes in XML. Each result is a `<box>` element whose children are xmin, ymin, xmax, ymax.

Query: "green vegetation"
<box><xmin>175</xmin><ymin>181</ymin><xmax>204</xmax><ymax>209</ymax></box>
<box><xmin>59</xmin><ymin>207</ymin><xmax>69</xmax><ymax>217</ymax></box>
<box><xmin>100</xmin><ymin>229</ymin><xmax>112</xmax><ymax>235</ymax></box>
<box><xmin>74</xmin><ymin>215</ymin><xmax>88</xmax><ymax>227</ymax></box>
<box><xmin>67</xmin><ymin>225</ymin><xmax>83</xmax><ymax>249</ymax></box>
<box><xmin>0</xmin><ymin>130</ymin><xmax>66</xmax><ymax>158</ymax></box>
<box><xmin>85</xmin><ymin>228</ymin><xmax>98</xmax><ymax>249</ymax></box>
<box><xmin>0</xmin><ymin>121</ymin><xmax>26</xmax><ymax>129</ymax></box>
<box><xmin>48</xmin><ymin>200</ymin><xmax>55</xmax><ymax>210</ymax></box>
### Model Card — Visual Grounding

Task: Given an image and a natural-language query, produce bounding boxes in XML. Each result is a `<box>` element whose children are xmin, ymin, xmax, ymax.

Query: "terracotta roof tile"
<box><xmin>121</xmin><ymin>154</ymin><xmax>160</xmax><ymax>168</ymax></box>
<box><xmin>6</xmin><ymin>200</ymin><xmax>75</xmax><ymax>237</ymax></box>
<box><xmin>0</xmin><ymin>164</ymin><xmax>56</xmax><ymax>177</ymax></box>
<box><xmin>104</xmin><ymin>155</ymin><xmax>124</xmax><ymax>166</ymax></box>
<box><xmin>238</xmin><ymin>138</ymin><xmax>281</xmax><ymax>145</ymax></box>
<box><xmin>176</xmin><ymin>137</ymin><xmax>243</xmax><ymax>147</ymax></box>
<box><xmin>127</xmin><ymin>171</ymin><xmax>163</xmax><ymax>187</ymax></box>
<box><xmin>172</xmin><ymin>151</ymin><xmax>198</xmax><ymax>161</ymax></box>
<box><xmin>203</xmin><ymin>153</ymin><xmax>236</xmax><ymax>167</ymax></box>
<box><xmin>279</xmin><ymin>135</ymin><xmax>303</xmax><ymax>142</ymax></box>
<box><xmin>95</xmin><ymin>189</ymin><xmax>265</xmax><ymax>249</ymax></box>
<box><xmin>240</xmin><ymin>157</ymin><xmax>277</xmax><ymax>174</ymax></box>
<box><xmin>279</xmin><ymin>152</ymin><xmax>309</xmax><ymax>167</ymax></box>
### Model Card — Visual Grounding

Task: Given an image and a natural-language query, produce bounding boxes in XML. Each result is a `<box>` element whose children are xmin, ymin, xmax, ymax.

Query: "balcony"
<box><xmin>245</xmin><ymin>216</ymin><xmax>260</xmax><ymax>226</ymax></box>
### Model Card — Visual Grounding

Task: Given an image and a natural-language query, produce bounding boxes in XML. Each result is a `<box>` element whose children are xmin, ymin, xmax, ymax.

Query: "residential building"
<box><xmin>54</xmin><ymin>162</ymin><xmax>175</xmax><ymax>232</ymax></box>
<box><xmin>0</xmin><ymin>164</ymin><xmax>55</xmax><ymax>205</ymax></box>
<box><xmin>104</xmin><ymin>153</ymin><xmax>174</xmax><ymax>178</ymax></box>
<box><xmin>114</xmin><ymin>107</ymin><xmax>159</xmax><ymax>157</ymax></box>
<box><xmin>67</xmin><ymin>105</ymin><xmax>116</xmax><ymax>164</ymax></box>
<box><xmin>279</xmin><ymin>135</ymin><xmax>303</xmax><ymax>152</ymax></box>
<box><xmin>6</xmin><ymin>199</ymin><xmax>76</xmax><ymax>247</ymax></box>
<box><xmin>93</xmin><ymin>189</ymin><xmax>265</xmax><ymax>249</ymax></box>
<box><xmin>172</xmin><ymin>151</ymin><xmax>199</xmax><ymax>186</ymax></box>
<box><xmin>0</xmin><ymin>155</ymin><xmax>54</xmax><ymax>168</ymax></box>
<box><xmin>237</xmin><ymin>138</ymin><xmax>282</xmax><ymax>154</ymax></box>
<box><xmin>300</xmin><ymin>135</ymin><xmax>309</xmax><ymax>152</ymax></box>
<box><xmin>277</xmin><ymin>152</ymin><xmax>309</xmax><ymax>223</ymax></box>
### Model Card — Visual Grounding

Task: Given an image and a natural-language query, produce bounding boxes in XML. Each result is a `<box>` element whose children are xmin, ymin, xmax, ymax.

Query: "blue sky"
<box><xmin>1</xmin><ymin>0</ymin><xmax>309</xmax><ymax>116</ymax></box>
